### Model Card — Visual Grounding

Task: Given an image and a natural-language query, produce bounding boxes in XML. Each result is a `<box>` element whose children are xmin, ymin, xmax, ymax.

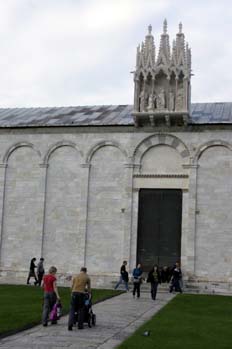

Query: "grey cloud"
<box><xmin>0</xmin><ymin>0</ymin><xmax>231</xmax><ymax>107</ymax></box>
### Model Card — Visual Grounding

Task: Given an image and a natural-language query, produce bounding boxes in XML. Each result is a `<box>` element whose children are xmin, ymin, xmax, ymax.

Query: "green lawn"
<box><xmin>0</xmin><ymin>285</ymin><xmax>121</xmax><ymax>337</ymax></box>
<box><xmin>118</xmin><ymin>294</ymin><xmax>232</xmax><ymax>349</ymax></box>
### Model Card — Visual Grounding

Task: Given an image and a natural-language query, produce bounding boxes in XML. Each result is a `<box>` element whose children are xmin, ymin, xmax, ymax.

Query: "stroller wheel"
<box><xmin>92</xmin><ymin>314</ymin><xmax>96</xmax><ymax>326</ymax></box>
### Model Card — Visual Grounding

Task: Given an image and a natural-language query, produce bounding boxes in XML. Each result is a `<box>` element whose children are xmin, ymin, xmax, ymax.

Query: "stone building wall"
<box><xmin>196</xmin><ymin>145</ymin><xmax>232</xmax><ymax>281</ymax></box>
<box><xmin>43</xmin><ymin>146</ymin><xmax>83</xmax><ymax>273</ymax></box>
<box><xmin>0</xmin><ymin>127</ymin><xmax>232</xmax><ymax>291</ymax></box>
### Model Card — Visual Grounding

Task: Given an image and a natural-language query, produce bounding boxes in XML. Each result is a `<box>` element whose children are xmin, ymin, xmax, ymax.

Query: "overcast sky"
<box><xmin>0</xmin><ymin>0</ymin><xmax>231</xmax><ymax>108</ymax></box>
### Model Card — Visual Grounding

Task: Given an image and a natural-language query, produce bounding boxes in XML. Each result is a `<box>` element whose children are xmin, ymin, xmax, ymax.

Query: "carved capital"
<box><xmin>0</xmin><ymin>163</ymin><xmax>7</xmax><ymax>168</ymax></box>
<box><xmin>39</xmin><ymin>163</ymin><xmax>49</xmax><ymax>168</ymax></box>
<box><xmin>124</xmin><ymin>163</ymin><xmax>134</xmax><ymax>169</ymax></box>
<box><xmin>81</xmin><ymin>163</ymin><xmax>91</xmax><ymax>169</ymax></box>
<box><xmin>133</xmin><ymin>164</ymin><xmax>141</xmax><ymax>170</ymax></box>
<box><xmin>183</xmin><ymin>164</ymin><xmax>199</xmax><ymax>169</ymax></box>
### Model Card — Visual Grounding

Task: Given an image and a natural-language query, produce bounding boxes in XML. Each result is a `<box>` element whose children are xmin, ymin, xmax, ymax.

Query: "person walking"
<box><xmin>37</xmin><ymin>258</ymin><xmax>45</xmax><ymax>286</ymax></box>
<box><xmin>132</xmin><ymin>263</ymin><xmax>143</xmax><ymax>298</ymax></box>
<box><xmin>114</xmin><ymin>261</ymin><xmax>129</xmax><ymax>291</ymax></box>
<box><xmin>42</xmin><ymin>266</ymin><xmax>60</xmax><ymax>326</ymax></box>
<box><xmin>147</xmin><ymin>265</ymin><xmax>161</xmax><ymax>300</ymax></box>
<box><xmin>169</xmin><ymin>262</ymin><xmax>183</xmax><ymax>293</ymax></box>
<box><xmin>26</xmin><ymin>257</ymin><xmax>38</xmax><ymax>285</ymax></box>
<box><xmin>68</xmin><ymin>267</ymin><xmax>91</xmax><ymax>331</ymax></box>
<box><xmin>161</xmin><ymin>265</ymin><xmax>171</xmax><ymax>283</ymax></box>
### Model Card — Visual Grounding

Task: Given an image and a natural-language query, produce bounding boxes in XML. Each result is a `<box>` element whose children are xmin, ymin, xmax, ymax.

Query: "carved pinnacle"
<box><xmin>163</xmin><ymin>19</ymin><xmax>167</xmax><ymax>34</ymax></box>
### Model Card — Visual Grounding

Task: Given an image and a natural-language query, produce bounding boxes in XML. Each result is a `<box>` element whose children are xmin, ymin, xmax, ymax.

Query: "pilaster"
<box><xmin>185</xmin><ymin>164</ymin><xmax>198</xmax><ymax>278</ymax></box>
<box><xmin>81</xmin><ymin>163</ymin><xmax>91</xmax><ymax>267</ymax></box>
<box><xmin>40</xmin><ymin>163</ymin><xmax>49</xmax><ymax>258</ymax></box>
<box><xmin>122</xmin><ymin>162</ymin><xmax>134</xmax><ymax>270</ymax></box>
<box><xmin>129</xmin><ymin>164</ymin><xmax>141</xmax><ymax>271</ymax></box>
<box><xmin>0</xmin><ymin>164</ymin><xmax>7</xmax><ymax>267</ymax></box>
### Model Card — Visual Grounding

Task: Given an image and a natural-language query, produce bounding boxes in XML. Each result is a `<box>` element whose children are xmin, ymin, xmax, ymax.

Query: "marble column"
<box><xmin>122</xmin><ymin>163</ymin><xmax>134</xmax><ymax>270</ymax></box>
<box><xmin>184</xmin><ymin>164</ymin><xmax>198</xmax><ymax>279</ymax></box>
<box><xmin>0</xmin><ymin>164</ymin><xmax>7</xmax><ymax>268</ymax></box>
<box><xmin>40</xmin><ymin>163</ymin><xmax>49</xmax><ymax>259</ymax></box>
<box><xmin>81</xmin><ymin>163</ymin><xmax>91</xmax><ymax>267</ymax></box>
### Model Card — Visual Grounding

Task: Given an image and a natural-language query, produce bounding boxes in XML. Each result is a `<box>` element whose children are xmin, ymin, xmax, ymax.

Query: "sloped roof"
<box><xmin>0</xmin><ymin>103</ymin><xmax>231</xmax><ymax>127</ymax></box>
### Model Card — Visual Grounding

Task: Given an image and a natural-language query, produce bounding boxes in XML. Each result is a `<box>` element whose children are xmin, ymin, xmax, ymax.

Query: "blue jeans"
<box><xmin>170</xmin><ymin>278</ymin><xmax>182</xmax><ymax>293</ymax></box>
<box><xmin>114</xmin><ymin>276</ymin><xmax>129</xmax><ymax>291</ymax></box>
<box><xmin>42</xmin><ymin>292</ymin><xmax>57</xmax><ymax>325</ymax></box>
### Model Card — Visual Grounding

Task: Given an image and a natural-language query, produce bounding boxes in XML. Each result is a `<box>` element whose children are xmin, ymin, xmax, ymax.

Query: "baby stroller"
<box><xmin>74</xmin><ymin>292</ymin><xmax>96</xmax><ymax>328</ymax></box>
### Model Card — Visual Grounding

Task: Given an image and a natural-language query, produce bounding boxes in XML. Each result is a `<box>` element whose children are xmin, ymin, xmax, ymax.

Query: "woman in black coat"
<box><xmin>147</xmin><ymin>265</ymin><xmax>161</xmax><ymax>300</ymax></box>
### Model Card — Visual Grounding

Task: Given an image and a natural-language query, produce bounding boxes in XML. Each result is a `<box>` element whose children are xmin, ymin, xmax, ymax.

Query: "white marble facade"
<box><xmin>0</xmin><ymin>21</ymin><xmax>232</xmax><ymax>294</ymax></box>
<box><xmin>0</xmin><ymin>128</ymin><xmax>232</xmax><ymax>292</ymax></box>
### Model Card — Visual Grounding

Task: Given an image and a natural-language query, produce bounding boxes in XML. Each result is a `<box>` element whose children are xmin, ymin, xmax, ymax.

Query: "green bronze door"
<box><xmin>137</xmin><ymin>189</ymin><xmax>182</xmax><ymax>271</ymax></box>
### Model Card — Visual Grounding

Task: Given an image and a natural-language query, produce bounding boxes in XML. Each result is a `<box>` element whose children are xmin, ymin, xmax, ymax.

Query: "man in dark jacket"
<box><xmin>114</xmin><ymin>261</ymin><xmax>129</xmax><ymax>291</ymax></box>
<box><xmin>169</xmin><ymin>262</ymin><xmax>183</xmax><ymax>293</ymax></box>
<box><xmin>37</xmin><ymin>258</ymin><xmax>45</xmax><ymax>286</ymax></box>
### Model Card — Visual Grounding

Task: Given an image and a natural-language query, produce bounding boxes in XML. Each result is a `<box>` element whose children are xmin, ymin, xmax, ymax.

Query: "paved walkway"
<box><xmin>0</xmin><ymin>291</ymin><xmax>175</xmax><ymax>349</ymax></box>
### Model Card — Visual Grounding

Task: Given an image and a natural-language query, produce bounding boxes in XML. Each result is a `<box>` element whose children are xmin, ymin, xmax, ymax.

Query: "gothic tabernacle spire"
<box><xmin>133</xmin><ymin>20</ymin><xmax>192</xmax><ymax>127</ymax></box>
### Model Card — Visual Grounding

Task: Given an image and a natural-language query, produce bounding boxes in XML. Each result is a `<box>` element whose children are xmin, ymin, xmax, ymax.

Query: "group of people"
<box><xmin>27</xmin><ymin>257</ymin><xmax>182</xmax><ymax>329</ymax></box>
<box><xmin>27</xmin><ymin>258</ymin><xmax>92</xmax><ymax>330</ymax></box>
<box><xmin>115</xmin><ymin>260</ymin><xmax>183</xmax><ymax>300</ymax></box>
<box><xmin>42</xmin><ymin>265</ymin><xmax>91</xmax><ymax>330</ymax></box>
<box><xmin>27</xmin><ymin>257</ymin><xmax>45</xmax><ymax>286</ymax></box>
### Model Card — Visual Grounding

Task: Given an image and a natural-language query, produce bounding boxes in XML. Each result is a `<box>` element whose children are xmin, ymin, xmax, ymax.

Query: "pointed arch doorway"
<box><xmin>137</xmin><ymin>189</ymin><xmax>182</xmax><ymax>271</ymax></box>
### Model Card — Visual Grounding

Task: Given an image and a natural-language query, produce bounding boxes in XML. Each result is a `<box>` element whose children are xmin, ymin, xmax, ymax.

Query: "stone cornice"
<box><xmin>133</xmin><ymin>173</ymin><xmax>188</xmax><ymax>178</ymax></box>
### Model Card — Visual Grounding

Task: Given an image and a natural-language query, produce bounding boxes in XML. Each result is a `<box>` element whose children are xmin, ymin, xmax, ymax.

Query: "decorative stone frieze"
<box><xmin>133</xmin><ymin>173</ymin><xmax>188</xmax><ymax>178</ymax></box>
